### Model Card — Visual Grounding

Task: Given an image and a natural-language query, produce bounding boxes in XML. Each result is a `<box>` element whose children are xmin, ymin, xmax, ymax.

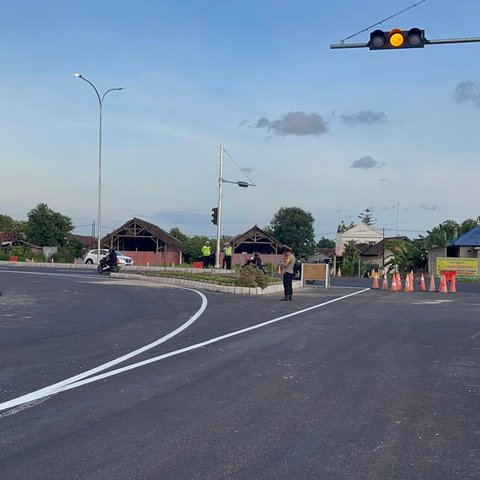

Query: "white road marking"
<box><xmin>471</xmin><ymin>331</ymin><xmax>480</xmax><ymax>340</ymax></box>
<box><xmin>0</xmin><ymin>288</ymin><xmax>370</xmax><ymax>413</ymax></box>
<box><xmin>0</xmin><ymin>278</ymin><xmax>208</xmax><ymax>413</ymax></box>
<box><xmin>0</xmin><ymin>269</ymin><xmax>101</xmax><ymax>279</ymax></box>
<box><xmin>411</xmin><ymin>300</ymin><xmax>453</xmax><ymax>305</ymax></box>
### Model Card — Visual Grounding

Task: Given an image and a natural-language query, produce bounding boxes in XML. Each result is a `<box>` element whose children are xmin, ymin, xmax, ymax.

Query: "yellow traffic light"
<box><xmin>369</xmin><ymin>28</ymin><xmax>426</xmax><ymax>50</ymax></box>
<box><xmin>389</xmin><ymin>29</ymin><xmax>405</xmax><ymax>48</ymax></box>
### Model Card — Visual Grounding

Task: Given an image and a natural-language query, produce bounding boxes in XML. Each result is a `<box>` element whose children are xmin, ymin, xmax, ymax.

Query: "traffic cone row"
<box><xmin>375</xmin><ymin>272</ymin><xmax>456</xmax><ymax>293</ymax></box>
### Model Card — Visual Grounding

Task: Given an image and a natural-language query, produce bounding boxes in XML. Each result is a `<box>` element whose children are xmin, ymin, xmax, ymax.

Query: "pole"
<box><xmin>382</xmin><ymin>227</ymin><xmax>385</xmax><ymax>269</ymax></box>
<box><xmin>74</xmin><ymin>73</ymin><xmax>123</xmax><ymax>263</ymax></box>
<box><xmin>214</xmin><ymin>145</ymin><xmax>224</xmax><ymax>268</ymax></box>
<box><xmin>395</xmin><ymin>201</ymin><xmax>399</xmax><ymax>237</ymax></box>
<box><xmin>97</xmin><ymin>100</ymin><xmax>103</xmax><ymax>258</ymax></box>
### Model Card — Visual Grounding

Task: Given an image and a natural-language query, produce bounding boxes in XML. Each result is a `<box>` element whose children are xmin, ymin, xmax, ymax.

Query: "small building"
<box><xmin>360</xmin><ymin>236</ymin><xmax>410</xmax><ymax>268</ymax></box>
<box><xmin>101</xmin><ymin>218</ymin><xmax>183</xmax><ymax>266</ymax></box>
<box><xmin>336</xmin><ymin>224</ymin><xmax>383</xmax><ymax>256</ymax></box>
<box><xmin>226</xmin><ymin>225</ymin><xmax>287</xmax><ymax>266</ymax></box>
<box><xmin>444</xmin><ymin>225</ymin><xmax>480</xmax><ymax>275</ymax></box>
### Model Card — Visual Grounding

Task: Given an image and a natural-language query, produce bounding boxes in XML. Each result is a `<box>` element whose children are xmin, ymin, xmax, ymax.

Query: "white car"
<box><xmin>84</xmin><ymin>249</ymin><xmax>134</xmax><ymax>266</ymax></box>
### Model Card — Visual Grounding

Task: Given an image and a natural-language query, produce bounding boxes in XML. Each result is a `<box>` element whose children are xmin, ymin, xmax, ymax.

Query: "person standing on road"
<box><xmin>201</xmin><ymin>241</ymin><xmax>211</xmax><ymax>268</ymax></box>
<box><xmin>279</xmin><ymin>248</ymin><xmax>295</xmax><ymax>301</ymax></box>
<box><xmin>223</xmin><ymin>243</ymin><xmax>233</xmax><ymax>270</ymax></box>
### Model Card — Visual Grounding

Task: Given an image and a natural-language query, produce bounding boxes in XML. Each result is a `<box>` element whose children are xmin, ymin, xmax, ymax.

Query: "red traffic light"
<box><xmin>369</xmin><ymin>28</ymin><xmax>426</xmax><ymax>50</ymax></box>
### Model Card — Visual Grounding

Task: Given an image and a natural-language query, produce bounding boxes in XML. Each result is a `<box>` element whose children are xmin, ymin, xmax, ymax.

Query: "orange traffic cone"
<box><xmin>449</xmin><ymin>274</ymin><xmax>457</xmax><ymax>293</ymax></box>
<box><xmin>337</xmin><ymin>267</ymin><xmax>342</xmax><ymax>277</ymax></box>
<box><xmin>409</xmin><ymin>272</ymin><xmax>415</xmax><ymax>292</ymax></box>
<box><xmin>429</xmin><ymin>275</ymin><xmax>436</xmax><ymax>292</ymax></box>
<box><xmin>396</xmin><ymin>274</ymin><xmax>403</xmax><ymax>292</ymax></box>
<box><xmin>439</xmin><ymin>274</ymin><xmax>448</xmax><ymax>293</ymax></box>
<box><xmin>419</xmin><ymin>274</ymin><xmax>426</xmax><ymax>291</ymax></box>
<box><xmin>382</xmin><ymin>272</ymin><xmax>389</xmax><ymax>290</ymax></box>
<box><xmin>277</xmin><ymin>264</ymin><xmax>282</xmax><ymax>274</ymax></box>
<box><xmin>372</xmin><ymin>271</ymin><xmax>379</xmax><ymax>289</ymax></box>
<box><xmin>404</xmin><ymin>274</ymin><xmax>411</xmax><ymax>292</ymax></box>
<box><xmin>390</xmin><ymin>274</ymin><xmax>398</xmax><ymax>292</ymax></box>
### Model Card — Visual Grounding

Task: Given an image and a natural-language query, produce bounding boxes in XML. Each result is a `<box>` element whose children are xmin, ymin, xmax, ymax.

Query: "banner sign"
<box><xmin>436</xmin><ymin>257</ymin><xmax>478</xmax><ymax>276</ymax></box>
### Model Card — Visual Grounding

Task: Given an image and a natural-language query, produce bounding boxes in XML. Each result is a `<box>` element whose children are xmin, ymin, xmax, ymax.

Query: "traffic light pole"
<box><xmin>214</xmin><ymin>145</ymin><xmax>224</xmax><ymax>269</ymax></box>
<box><xmin>331</xmin><ymin>36</ymin><xmax>480</xmax><ymax>49</ymax></box>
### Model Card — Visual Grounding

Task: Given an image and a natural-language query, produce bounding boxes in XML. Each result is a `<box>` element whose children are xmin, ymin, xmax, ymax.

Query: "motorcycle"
<box><xmin>97</xmin><ymin>257</ymin><xmax>120</xmax><ymax>273</ymax></box>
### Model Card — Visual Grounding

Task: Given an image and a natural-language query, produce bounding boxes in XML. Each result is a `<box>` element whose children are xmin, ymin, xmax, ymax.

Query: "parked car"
<box><xmin>84</xmin><ymin>249</ymin><xmax>134</xmax><ymax>266</ymax></box>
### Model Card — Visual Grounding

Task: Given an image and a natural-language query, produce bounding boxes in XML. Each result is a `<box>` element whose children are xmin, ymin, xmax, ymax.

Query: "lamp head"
<box><xmin>74</xmin><ymin>72</ymin><xmax>82</xmax><ymax>78</ymax></box>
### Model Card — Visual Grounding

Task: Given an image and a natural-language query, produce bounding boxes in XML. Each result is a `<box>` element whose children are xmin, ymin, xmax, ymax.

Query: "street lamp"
<box><xmin>214</xmin><ymin>145</ymin><xmax>255</xmax><ymax>269</ymax></box>
<box><xmin>74</xmin><ymin>73</ymin><xmax>124</xmax><ymax>262</ymax></box>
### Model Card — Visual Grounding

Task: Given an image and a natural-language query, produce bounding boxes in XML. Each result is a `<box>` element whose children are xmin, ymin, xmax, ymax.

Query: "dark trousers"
<box><xmin>283</xmin><ymin>272</ymin><xmax>293</xmax><ymax>297</ymax></box>
<box><xmin>224</xmin><ymin>255</ymin><xmax>232</xmax><ymax>270</ymax></box>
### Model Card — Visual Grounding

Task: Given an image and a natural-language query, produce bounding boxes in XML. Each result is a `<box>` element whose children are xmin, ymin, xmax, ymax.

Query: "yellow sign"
<box><xmin>436</xmin><ymin>257</ymin><xmax>478</xmax><ymax>276</ymax></box>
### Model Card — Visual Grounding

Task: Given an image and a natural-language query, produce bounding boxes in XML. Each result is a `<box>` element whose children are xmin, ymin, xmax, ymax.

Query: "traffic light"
<box><xmin>369</xmin><ymin>28</ymin><xmax>426</xmax><ymax>50</ymax></box>
<box><xmin>211</xmin><ymin>207</ymin><xmax>218</xmax><ymax>225</ymax></box>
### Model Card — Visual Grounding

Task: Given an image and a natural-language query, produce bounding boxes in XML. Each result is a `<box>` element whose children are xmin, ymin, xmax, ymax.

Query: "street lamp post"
<box><xmin>74</xmin><ymin>73</ymin><xmax>124</xmax><ymax>262</ymax></box>
<box><xmin>214</xmin><ymin>145</ymin><xmax>255</xmax><ymax>269</ymax></box>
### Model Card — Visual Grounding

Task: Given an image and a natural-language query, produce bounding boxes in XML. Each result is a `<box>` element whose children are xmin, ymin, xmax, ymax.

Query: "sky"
<box><xmin>1</xmin><ymin>0</ymin><xmax>479</xmax><ymax>241</ymax></box>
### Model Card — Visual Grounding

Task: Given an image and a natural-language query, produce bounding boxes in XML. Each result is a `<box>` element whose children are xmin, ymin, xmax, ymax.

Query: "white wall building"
<box><xmin>335</xmin><ymin>224</ymin><xmax>383</xmax><ymax>256</ymax></box>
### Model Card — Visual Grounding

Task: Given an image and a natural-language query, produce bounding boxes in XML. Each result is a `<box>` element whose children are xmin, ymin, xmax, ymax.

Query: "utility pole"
<box><xmin>214</xmin><ymin>145</ymin><xmax>224</xmax><ymax>269</ymax></box>
<box><xmin>213</xmin><ymin>145</ymin><xmax>255</xmax><ymax>269</ymax></box>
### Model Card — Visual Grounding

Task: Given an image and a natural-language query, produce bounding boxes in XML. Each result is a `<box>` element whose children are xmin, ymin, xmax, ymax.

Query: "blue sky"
<box><xmin>1</xmin><ymin>0</ymin><xmax>479</xmax><ymax>241</ymax></box>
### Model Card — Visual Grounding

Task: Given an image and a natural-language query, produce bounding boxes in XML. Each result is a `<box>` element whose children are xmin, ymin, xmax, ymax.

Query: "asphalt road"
<box><xmin>0</xmin><ymin>267</ymin><xmax>479</xmax><ymax>479</ymax></box>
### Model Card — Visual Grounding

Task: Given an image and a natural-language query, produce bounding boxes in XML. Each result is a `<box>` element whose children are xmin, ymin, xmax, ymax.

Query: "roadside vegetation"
<box><xmin>145</xmin><ymin>265</ymin><xmax>280</xmax><ymax>289</ymax></box>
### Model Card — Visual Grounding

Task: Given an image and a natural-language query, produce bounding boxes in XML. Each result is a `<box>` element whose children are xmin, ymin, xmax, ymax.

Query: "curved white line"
<box><xmin>0</xmin><ymin>285</ymin><xmax>208</xmax><ymax>412</ymax></box>
<box><xmin>0</xmin><ymin>288</ymin><xmax>369</xmax><ymax>413</ymax></box>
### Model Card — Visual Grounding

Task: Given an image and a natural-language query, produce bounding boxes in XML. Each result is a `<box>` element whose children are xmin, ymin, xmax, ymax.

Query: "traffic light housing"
<box><xmin>211</xmin><ymin>207</ymin><xmax>218</xmax><ymax>225</ymax></box>
<box><xmin>369</xmin><ymin>28</ymin><xmax>426</xmax><ymax>50</ymax></box>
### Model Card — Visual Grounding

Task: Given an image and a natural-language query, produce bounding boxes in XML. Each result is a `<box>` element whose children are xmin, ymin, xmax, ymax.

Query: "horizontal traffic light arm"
<box><xmin>331</xmin><ymin>36</ymin><xmax>480</xmax><ymax>49</ymax></box>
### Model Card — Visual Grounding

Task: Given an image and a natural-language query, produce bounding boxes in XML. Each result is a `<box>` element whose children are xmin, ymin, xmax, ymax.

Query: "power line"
<box><xmin>223</xmin><ymin>148</ymin><xmax>256</xmax><ymax>185</ymax></box>
<box><xmin>341</xmin><ymin>0</ymin><xmax>429</xmax><ymax>42</ymax></box>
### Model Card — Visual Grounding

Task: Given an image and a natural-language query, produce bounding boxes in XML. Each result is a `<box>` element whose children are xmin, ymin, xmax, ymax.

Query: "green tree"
<box><xmin>460</xmin><ymin>217</ymin><xmax>479</xmax><ymax>235</ymax></box>
<box><xmin>384</xmin><ymin>239</ymin><xmax>427</xmax><ymax>273</ymax></box>
<box><xmin>317</xmin><ymin>237</ymin><xmax>335</xmax><ymax>248</ymax></box>
<box><xmin>269</xmin><ymin>207</ymin><xmax>316</xmax><ymax>257</ymax></box>
<box><xmin>51</xmin><ymin>237</ymin><xmax>84</xmax><ymax>263</ymax></box>
<box><xmin>25</xmin><ymin>203</ymin><xmax>74</xmax><ymax>247</ymax></box>
<box><xmin>421</xmin><ymin>220</ymin><xmax>460</xmax><ymax>248</ymax></box>
<box><xmin>0</xmin><ymin>214</ymin><xmax>26</xmax><ymax>236</ymax></box>
<box><xmin>169</xmin><ymin>227</ymin><xmax>189</xmax><ymax>244</ymax></box>
<box><xmin>342</xmin><ymin>241</ymin><xmax>361</xmax><ymax>276</ymax></box>
<box><xmin>337</xmin><ymin>220</ymin><xmax>355</xmax><ymax>233</ymax></box>
<box><xmin>358</xmin><ymin>208</ymin><xmax>375</xmax><ymax>226</ymax></box>
<box><xmin>0</xmin><ymin>214</ymin><xmax>15</xmax><ymax>231</ymax></box>
<box><xmin>182</xmin><ymin>235</ymin><xmax>214</xmax><ymax>263</ymax></box>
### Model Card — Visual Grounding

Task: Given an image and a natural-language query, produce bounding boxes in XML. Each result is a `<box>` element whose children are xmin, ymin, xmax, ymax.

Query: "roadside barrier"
<box><xmin>374</xmin><ymin>272</ymin><xmax>458</xmax><ymax>294</ymax></box>
<box><xmin>440</xmin><ymin>270</ymin><xmax>457</xmax><ymax>294</ymax></box>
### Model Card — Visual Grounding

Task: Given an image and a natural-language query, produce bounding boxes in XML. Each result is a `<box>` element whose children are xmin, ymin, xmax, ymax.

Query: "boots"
<box><xmin>288</xmin><ymin>295</ymin><xmax>293</xmax><ymax>301</ymax></box>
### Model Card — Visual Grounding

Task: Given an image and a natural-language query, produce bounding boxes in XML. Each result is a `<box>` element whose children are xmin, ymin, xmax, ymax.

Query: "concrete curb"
<box><xmin>114</xmin><ymin>272</ymin><xmax>303</xmax><ymax>296</ymax></box>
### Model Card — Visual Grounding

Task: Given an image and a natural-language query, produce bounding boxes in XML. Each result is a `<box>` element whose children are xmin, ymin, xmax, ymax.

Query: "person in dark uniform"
<box><xmin>279</xmin><ymin>248</ymin><xmax>295</xmax><ymax>301</ymax></box>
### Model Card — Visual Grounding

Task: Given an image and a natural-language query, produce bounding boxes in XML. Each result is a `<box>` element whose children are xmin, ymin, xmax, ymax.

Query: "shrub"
<box><xmin>235</xmin><ymin>265</ymin><xmax>269</xmax><ymax>289</ymax></box>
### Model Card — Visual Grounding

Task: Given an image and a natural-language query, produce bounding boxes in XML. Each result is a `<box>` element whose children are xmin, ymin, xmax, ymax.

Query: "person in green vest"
<box><xmin>223</xmin><ymin>243</ymin><xmax>233</xmax><ymax>270</ymax></box>
<box><xmin>201</xmin><ymin>241</ymin><xmax>211</xmax><ymax>268</ymax></box>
